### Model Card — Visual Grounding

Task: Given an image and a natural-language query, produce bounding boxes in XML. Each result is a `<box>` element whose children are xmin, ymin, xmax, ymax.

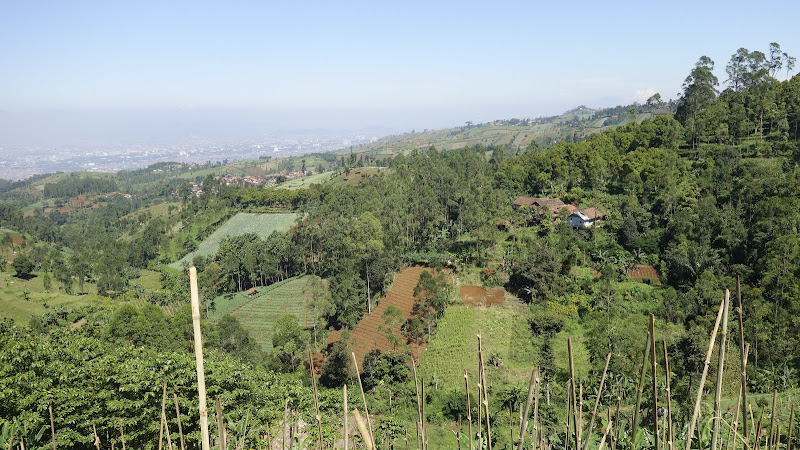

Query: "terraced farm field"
<box><xmin>209</xmin><ymin>276</ymin><xmax>316</xmax><ymax>351</ymax></box>
<box><xmin>170</xmin><ymin>212</ymin><xmax>298</xmax><ymax>269</ymax></box>
<box><xmin>325</xmin><ymin>266</ymin><xmax>430</xmax><ymax>370</ymax></box>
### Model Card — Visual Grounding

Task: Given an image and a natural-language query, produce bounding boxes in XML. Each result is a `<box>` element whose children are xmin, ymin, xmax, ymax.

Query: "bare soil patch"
<box><xmin>626</xmin><ymin>264</ymin><xmax>660</xmax><ymax>280</ymax></box>
<box><xmin>322</xmin><ymin>266</ymin><xmax>430</xmax><ymax>371</ymax></box>
<box><xmin>459</xmin><ymin>285</ymin><xmax>505</xmax><ymax>307</ymax></box>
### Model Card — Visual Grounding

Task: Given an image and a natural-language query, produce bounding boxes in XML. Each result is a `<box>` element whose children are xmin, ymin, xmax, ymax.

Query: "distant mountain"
<box><xmin>343</xmin><ymin>102</ymin><xmax>674</xmax><ymax>158</ymax></box>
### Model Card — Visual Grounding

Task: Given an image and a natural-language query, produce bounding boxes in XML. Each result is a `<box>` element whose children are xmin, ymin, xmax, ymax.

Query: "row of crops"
<box><xmin>170</xmin><ymin>212</ymin><xmax>298</xmax><ymax>269</ymax></box>
<box><xmin>209</xmin><ymin>275</ymin><xmax>313</xmax><ymax>351</ymax></box>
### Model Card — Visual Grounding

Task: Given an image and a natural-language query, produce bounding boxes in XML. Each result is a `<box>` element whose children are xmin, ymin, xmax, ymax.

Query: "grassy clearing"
<box><xmin>278</xmin><ymin>171</ymin><xmax>334</xmax><ymax>189</ymax></box>
<box><xmin>418</xmin><ymin>301</ymin><xmax>539</xmax><ymax>392</ymax></box>
<box><xmin>0</xmin><ymin>271</ymin><xmax>115</xmax><ymax>324</ymax></box>
<box><xmin>170</xmin><ymin>212</ymin><xmax>298</xmax><ymax>269</ymax></box>
<box><xmin>208</xmin><ymin>276</ymin><xmax>317</xmax><ymax>351</ymax></box>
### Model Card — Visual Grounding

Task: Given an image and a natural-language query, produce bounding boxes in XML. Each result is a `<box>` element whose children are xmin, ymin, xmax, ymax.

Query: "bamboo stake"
<box><xmin>352</xmin><ymin>409</ymin><xmax>375</xmax><ymax>450</ymax></box>
<box><xmin>48</xmin><ymin>400</ymin><xmax>56</xmax><ymax>450</ymax></box>
<box><xmin>465</xmin><ymin>371</ymin><xmax>473</xmax><ymax>450</ymax></box>
<box><xmin>413</xmin><ymin>363</ymin><xmax>422</xmax><ymax>450</ymax></box>
<box><xmin>422</xmin><ymin>378</ymin><xmax>427</xmax><ymax>450</ymax></box>
<box><xmin>727</xmin><ymin>343</ymin><xmax>748</xmax><ymax>450</ymax></box>
<box><xmin>612</xmin><ymin>385</ymin><xmax>621</xmax><ymax>450</ymax></box>
<box><xmin>477</xmin><ymin>363</ymin><xmax>482</xmax><ymax>450</ymax></box>
<box><xmin>174</xmin><ymin>394</ymin><xmax>186</xmax><ymax>450</ymax></box>
<box><xmin>215</xmin><ymin>397</ymin><xmax>226</xmax><ymax>450</ymax></box>
<box><xmin>597</xmin><ymin>421</ymin><xmax>613</xmax><ymax>450</ymax></box>
<box><xmin>737</xmin><ymin>276</ymin><xmax>748</xmax><ymax>442</ymax></box>
<box><xmin>159</xmin><ymin>381</ymin><xmax>168</xmax><ymax>450</ymax></box>
<box><xmin>749</xmin><ymin>403</ymin><xmax>756</xmax><ymax>445</ymax></box>
<box><xmin>788</xmin><ymin>404</ymin><xmax>794</xmax><ymax>450</ymax></box>
<box><xmin>351</xmin><ymin>352</ymin><xmax>375</xmax><ymax>449</ymax></box>
<box><xmin>578</xmin><ymin>384</ymin><xmax>583</xmax><ymax>450</ymax></box>
<box><xmin>478</xmin><ymin>331</ymin><xmax>492</xmax><ymax>450</ymax></box>
<box><xmin>309</xmin><ymin>349</ymin><xmax>323</xmax><ymax>450</ymax></box>
<box><xmin>664</xmin><ymin>341</ymin><xmax>674</xmax><ymax>450</ymax></box>
<box><xmin>533</xmin><ymin>368</ymin><xmax>541</xmax><ymax>450</ymax></box>
<box><xmin>650</xmin><ymin>314</ymin><xmax>659</xmax><ymax>450</ymax></box>
<box><xmin>92</xmin><ymin>424</ymin><xmax>101</xmax><ymax>450</ymax></box>
<box><xmin>518</xmin><ymin>366</ymin><xmax>540</xmax><ymax>450</ymax></box>
<box><xmin>415</xmin><ymin>421</ymin><xmax>420</xmax><ymax>450</ymax></box>
<box><xmin>283</xmin><ymin>398</ymin><xmax>289</xmax><ymax>450</ymax></box>
<box><xmin>769</xmin><ymin>391</ymin><xmax>777</xmax><ymax>450</ymax></box>
<box><xmin>566</xmin><ymin>382</ymin><xmax>573</xmax><ymax>450</ymax></box>
<box><xmin>755</xmin><ymin>409</ymin><xmax>765</xmax><ymax>450</ymax></box>
<box><xmin>712</xmin><ymin>291</ymin><xmax>731</xmax><ymax>450</ymax></box>
<box><xmin>685</xmin><ymin>294</ymin><xmax>726</xmax><ymax>450</ymax></box>
<box><xmin>344</xmin><ymin>385</ymin><xmax>349</xmax><ymax>450</ymax></box>
<box><xmin>568</xmin><ymin>338</ymin><xmax>580</xmax><ymax>450</ymax></box>
<box><xmin>583</xmin><ymin>354</ymin><xmax>612</xmax><ymax>450</ymax></box>
<box><xmin>457</xmin><ymin>415</ymin><xmax>462</xmax><ymax>450</ymax></box>
<box><xmin>189</xmin><ymin>267</ymin><xmax>210</xmax><ymax>450</ymax></box>
<box><xmin>728</xmin><ymin>391</ymin><xmax>742</xmax><ymax>450</ymax></box>
<box><xmin>633</xmin><ymin>333</ymin><xmax>651</xmax><ymax>450</ymax></box>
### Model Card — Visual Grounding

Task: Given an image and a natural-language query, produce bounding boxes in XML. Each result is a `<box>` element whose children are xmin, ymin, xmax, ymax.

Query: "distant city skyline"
<box><xmin>1</xmin><ymin>0</ymin><xmax>799</xmax><ymax>147</ymax></box>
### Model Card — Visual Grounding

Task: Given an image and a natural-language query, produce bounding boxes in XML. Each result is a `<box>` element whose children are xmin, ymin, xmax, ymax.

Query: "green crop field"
<box><xmin>418</xmin><ymin>302</ymin><xmax>542</xmax><ymax>391</ymax></box>
<box><xmin>209</xmin><ymin>275</ymin><xmax>319</xmax><ymax>351</ymax></box>
<box><xmin>170</xmin><ymin>212</ymin><xmax>298</xmax><ymax>269</ymax></box>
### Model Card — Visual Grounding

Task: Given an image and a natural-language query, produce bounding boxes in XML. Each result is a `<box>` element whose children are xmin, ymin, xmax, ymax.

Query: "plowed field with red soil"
<box><xmin>324</xmin><ymin>266</ymin><xmax>430</xmax><ymax>371</ymax></box>
<box><xmin>459</xmin><ymin>286</ymin><xmax>505</xmax><ymax>307</ymax></box>
<box><xmin>626</xmin><ymin>264</ymin><xmax>660</xmax><ymax>280</ymax></box>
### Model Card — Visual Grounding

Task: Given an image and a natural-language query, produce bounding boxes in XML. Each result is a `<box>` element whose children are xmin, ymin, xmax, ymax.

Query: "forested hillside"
<box><xmin>0</xmin><ymin>43</ymin><xmax>799</xmax><ymax>449</ymax></box>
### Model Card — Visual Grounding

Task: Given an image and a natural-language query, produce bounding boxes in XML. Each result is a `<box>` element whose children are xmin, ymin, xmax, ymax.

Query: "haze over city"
<box><xmin>1</xmin><ymin>0</ymin><xmax>798</xmax><ymax>177</ymax></box>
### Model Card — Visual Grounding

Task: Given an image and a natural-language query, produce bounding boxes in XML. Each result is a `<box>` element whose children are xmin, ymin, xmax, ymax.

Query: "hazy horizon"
<box><xmin>1</xmin><ymin>1</ymin><xmax>799</xmax><ymax>149</ymax></box>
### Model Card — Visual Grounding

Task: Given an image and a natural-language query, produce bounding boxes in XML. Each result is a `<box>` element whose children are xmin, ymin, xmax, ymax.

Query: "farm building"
<box><xmin>512</xmin><ymin>196</ymin><xmax>576</xmax><ymax>216</ymax></box>
<box><xmin>567</xmin><ymin>208</ymin><xmax>604</xmax><ymax>228</ymax></box>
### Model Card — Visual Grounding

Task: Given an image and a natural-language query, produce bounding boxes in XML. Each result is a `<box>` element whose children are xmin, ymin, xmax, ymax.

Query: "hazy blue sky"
<box><xmin>1</xmin><ymin>0</ymin><xmax>799</xmax><ymax>144</ymax></box>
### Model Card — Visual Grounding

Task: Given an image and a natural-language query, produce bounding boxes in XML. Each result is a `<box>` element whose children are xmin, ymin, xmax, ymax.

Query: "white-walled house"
<box><xmin>568</xmin><ymin>208</ymin><xmax>604</xmax><ymax>228</ymax></box>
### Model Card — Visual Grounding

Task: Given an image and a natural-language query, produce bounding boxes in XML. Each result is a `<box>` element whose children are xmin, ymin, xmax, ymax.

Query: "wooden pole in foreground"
<box><xmin>583</xmin><ymin>354</ymin><xmax>611</xmax><ymax>450</ymax></box>
<box><xmin>352</xmin><ymin>409</ymin><xmax>375</xmax><ymax>450</ymax></box>
<box><xmin>174</xmin><ymin>394</ymin><xmax>186</xmax><ymax>450</ymax></box>
<box><xmin>685</xmin><ymin>294</ymin><xmax>726</xmax><ymax>450</ymax></box>
<box><xmin>711</xmin><ymin>291</ymin><xmax>730</xmax><ymax>450</ymax></box>
<box><xmin>49</xmin><ymin>400</ymin><xmax>56</xmax><ymax>450</ymax></box>
<box><xmin>343</xmin><ymin>384</ymin><xmax>349</xmax><ymax>450</ymax></box>
<box><xmin>189</xmin><ymin>267</ymin><xmax>211</xmax><ymax>450</ymax></box>
<box><xmin>650</xmin><ymin>314</ymin><xmax>659</xmax><ymax>450</ymax></box>
<box><xmin>465</xmin><ymin>370</ymin><xmax>473</xmax><ymax>450</ymax></box>
<box><xmin>518</xmin><ymin>366</ymin><xmax>540</xmax><ymax>450</ymax></box>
